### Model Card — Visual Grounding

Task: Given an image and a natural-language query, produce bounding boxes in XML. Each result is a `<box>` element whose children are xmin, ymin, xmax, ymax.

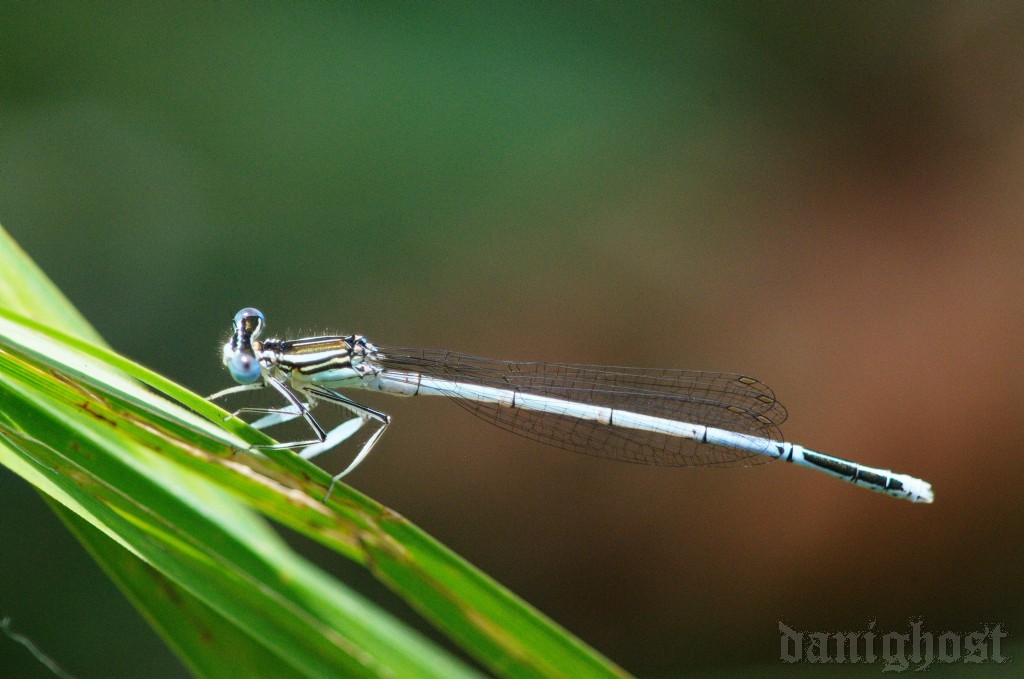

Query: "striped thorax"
<box><xmin>223</xmin><ymin>308</ymin><xmax>382</xmax><ymax>389</ymax></box>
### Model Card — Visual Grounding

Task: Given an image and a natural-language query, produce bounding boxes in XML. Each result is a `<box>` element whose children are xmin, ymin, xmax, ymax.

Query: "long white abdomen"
<box><xmin>365</xmin><ymin>372</ymin><xmax>932</xmax><ymax>503</ymax></box>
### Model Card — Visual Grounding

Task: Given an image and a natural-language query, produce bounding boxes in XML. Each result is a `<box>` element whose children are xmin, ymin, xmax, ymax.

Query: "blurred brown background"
<box><xmin>1</xmin><ymin>3</ymin><xmax>1022</xmax><ymax>677</ymax></box>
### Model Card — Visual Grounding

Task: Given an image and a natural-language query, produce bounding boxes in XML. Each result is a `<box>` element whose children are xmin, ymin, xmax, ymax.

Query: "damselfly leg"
<box><xmin>210</xmin><ymin>376</ymin><xmax>391</xmax><ymax>501</ymax></box>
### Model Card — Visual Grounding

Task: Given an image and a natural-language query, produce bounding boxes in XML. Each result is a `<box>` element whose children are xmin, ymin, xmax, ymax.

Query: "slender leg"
<box><xmin>258</xmin><ymin>377</ymin><xmax>327</xmax><ymax>445</ymax></box>
<box><xmin>232</xmin><ymin>404</ymin><xmax>309</xmax><ymax>430</ymax></box>
<box><xmin>306</xmin><ymin>386</ymin><xmax>391</xmax><ymax>502</ymax></box>
<box><xmin>323</xmin><ymin>418</ymin><xmax>389</xmax><ymax>502</ymax></box>
<box><xmin>208</xmin><ymin>382</ymin><xmax>266</xmax><ymax>401</ymax></box>
<box><xmin>210</xmin><ymin>377</ymin><xmax>326</xmax><ymax>441</ymax></box>
<box><xmin>209</xmin><ymin>383</ymin><xmax>272</xmax><ymax>423</ymax></box>
<box><xmin>209</xmin><ymin>382</ymin><xmax>308</xmax><ymax>429</ymax></box>
<box><xmin>299</xmin><ymin>417</ymin><xmax>367</xmax><ymax>460</ymax></box>
<box><xmin>239</xmin><ymin>402</ymin><xmax>369</xmax><ymax>455</ymax></box>
<box><xmin>211</xmin><ymin>378</ymin><xmax>390</xmax><ymax>502</ymax></box>
<box><xmin>231</xmin><ymin>379</ymin><xmax>329</xmax><ymax>451</ymax></box>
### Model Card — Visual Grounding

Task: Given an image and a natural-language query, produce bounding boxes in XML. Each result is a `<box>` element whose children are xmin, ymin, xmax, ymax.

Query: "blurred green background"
<box><xmin>2</xmin><ymin>3</ymin><xmax>1022</xmax><ymax>677</ymax></box>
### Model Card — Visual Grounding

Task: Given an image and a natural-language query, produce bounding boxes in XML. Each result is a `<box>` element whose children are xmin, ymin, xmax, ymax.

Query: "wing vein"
<box><xmin>378</xmin><ymin>348</ymin><xmax>787</xmax><ymax>467</ymax></box>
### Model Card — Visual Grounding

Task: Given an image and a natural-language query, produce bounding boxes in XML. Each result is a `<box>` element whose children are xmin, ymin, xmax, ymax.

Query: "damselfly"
<box><xmin>209</xmin><ymin>308</ymin><xmax>933</xmax><ymax>504</ymax></box>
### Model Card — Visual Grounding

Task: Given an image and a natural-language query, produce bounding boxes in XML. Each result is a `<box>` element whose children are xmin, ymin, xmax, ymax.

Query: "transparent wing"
<box><xmin>377</xmin><ymin>348</ymin><xmax>788</xmax><ymax>468</ymax></box>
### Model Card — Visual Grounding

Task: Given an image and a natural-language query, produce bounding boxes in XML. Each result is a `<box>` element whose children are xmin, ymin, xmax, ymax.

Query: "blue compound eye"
<box><xmin>233</xmin><ymin>308</ymin><xmax>265</xmax><ymax>335</ymax></box>
<box><xmin>228</xmin><ymin>351</ymin><xmax>263</xmax><ymax>384</ymax></box>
